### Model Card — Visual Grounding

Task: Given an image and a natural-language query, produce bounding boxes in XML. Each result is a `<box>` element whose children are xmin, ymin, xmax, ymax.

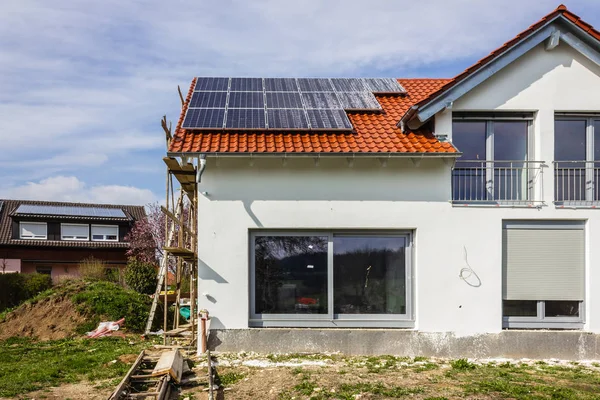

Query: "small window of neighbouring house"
<box><xmin>20</xmin><ymin>222</ymin><xmax>47</xmax><ymax>239</ymax></box>
<box><xmin>61</xmin><ymin>224</ymin><xmax>89</xmax><ymax>241</ymax></box>
<box><xmin>91</xmin><ymin>225</ymin><xmax>118</xmax><ymax>241</ymax></box>
<box><xmin>36</xmin><ymin>266</ymin><xmax>52</xmax><ymax>275</ymax></box>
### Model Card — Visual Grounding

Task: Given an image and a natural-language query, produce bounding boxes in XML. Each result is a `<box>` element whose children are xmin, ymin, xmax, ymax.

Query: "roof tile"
<box><xmin>169</xmin><ymin>78</ymin><xmax>456</xmax><ymax>154</ymax></box>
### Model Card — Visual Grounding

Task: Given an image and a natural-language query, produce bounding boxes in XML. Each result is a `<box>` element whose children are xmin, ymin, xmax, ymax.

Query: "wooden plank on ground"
<box><xmin>152</xmin><ymin>349</ymin><xmax>184</xmax><ymax>383</ymax></box>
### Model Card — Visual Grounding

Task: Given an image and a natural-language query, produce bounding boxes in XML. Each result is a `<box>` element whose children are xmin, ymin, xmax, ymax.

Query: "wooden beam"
<box><xmin>178</xmin><ymin>85</ymin><xmax>185</xmax><ymax>106</ymax></box>
<box><xmin>161</xmin><ymin>206</ymin><xmax>196</xmax><ymax>239</ymax></box>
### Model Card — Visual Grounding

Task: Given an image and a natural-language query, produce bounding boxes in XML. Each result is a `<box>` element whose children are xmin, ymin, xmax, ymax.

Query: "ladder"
<box><xmin>144</xmin><ymin>193</ymin><xmax>183</xmax><ymax>335</ymax></box>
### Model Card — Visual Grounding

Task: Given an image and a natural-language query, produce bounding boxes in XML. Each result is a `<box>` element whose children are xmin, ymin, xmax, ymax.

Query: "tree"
<box><xmin>125</xmin><ymin>203</ymin><xmax>164</xmax><ymax>265</ymax></box>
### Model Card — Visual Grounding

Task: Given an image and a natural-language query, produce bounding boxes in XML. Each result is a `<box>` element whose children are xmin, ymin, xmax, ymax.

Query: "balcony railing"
<box><xmin>452</xmin><ymin>160</ymin><xmax>546</xmax><ymax>205</ymax></box>
<box><xmin>554</xmin><ymin>161</ymin><xmax>600</xmax><ymax>206</ymax></box>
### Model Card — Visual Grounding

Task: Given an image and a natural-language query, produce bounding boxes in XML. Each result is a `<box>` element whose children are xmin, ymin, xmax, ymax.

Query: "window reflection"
<box><xmin>254</xmin><ymin>236</ymin><xmax>328</xmax><ymax>314</ymax></box>
<box><xmin>333</xmin><ymin>236</ymin><xmax>406</xmax><ymax>314</ymax></box>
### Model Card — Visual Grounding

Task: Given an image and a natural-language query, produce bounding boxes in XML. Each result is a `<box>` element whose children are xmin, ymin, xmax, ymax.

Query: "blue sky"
<box><xmin>1</xmin><ymin>0</ymin><xmax>599</xmax><ymax>205</ymax></box>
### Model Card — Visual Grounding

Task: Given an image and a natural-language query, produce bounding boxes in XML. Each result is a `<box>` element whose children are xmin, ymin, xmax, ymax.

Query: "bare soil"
<box><xmin>0</xmin><ymin>295</ymin><xmax>87</xmax><ymax>341</ymax></box>
<box><xmin>1</xmin><ymin>381</ymin><xmax>113</xmax><ymax>400</ymax></box>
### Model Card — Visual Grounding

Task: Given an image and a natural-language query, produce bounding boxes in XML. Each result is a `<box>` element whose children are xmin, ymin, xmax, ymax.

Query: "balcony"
<box><xmin>554</xmin><ymin>161</ymin><xmax>600</xmax><ymax>207</ymax></box>
<box><xmin>452</xmin><ymin>161</ymin><xmax>546</xmax><ymax>206</ymax></box>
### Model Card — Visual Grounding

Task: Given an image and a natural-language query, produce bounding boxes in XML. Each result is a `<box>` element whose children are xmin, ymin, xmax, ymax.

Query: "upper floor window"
<box><xmin>20</xmin><ymin>222</ymin><xmax>47</xmax><ymax>240</ymax></box>
<box><xmin>452</xmin><ymin>113</ymin><xmax>536</xmax><ymax>204</ymax></box>
<box><xmin>554</xmin><ymin>115</ymin><xmax>600</xmax><ymax>204</ymax></box>
<box><xmin>91</xmin><ymin>225</ymin><xmax>118</xmax><ymax>242</ymax></box>
<box><xmin>61</xmin><ymin>224</ymin><xmax>89</xmax><ymax>241</ymax></box>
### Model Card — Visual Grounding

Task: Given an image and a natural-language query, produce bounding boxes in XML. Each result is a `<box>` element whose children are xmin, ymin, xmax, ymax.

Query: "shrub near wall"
<box><xmin>0</xmin><ymin>273</ymin><xmax>53</xmax><ymax>312</ymax></box>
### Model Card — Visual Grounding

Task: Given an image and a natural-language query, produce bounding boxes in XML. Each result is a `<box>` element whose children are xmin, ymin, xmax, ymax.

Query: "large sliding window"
<box><xmin>554</xmin><ymin>115</ymin><xmax>600</xmax><ymax>204</ymax></box>
<box><xmin>250</xmin><ymin>232</ymin><xmax>412</xmax><ymax>327</ymax></box>
<box><xmin>502</xmin><ymin>221</ymin><xmax>584</xmax><ymax>329</ymax></box>
<box><xmin>452</xmin><ymin>113</ymin><xmax>533</xmax><ymax>203</ymax></box>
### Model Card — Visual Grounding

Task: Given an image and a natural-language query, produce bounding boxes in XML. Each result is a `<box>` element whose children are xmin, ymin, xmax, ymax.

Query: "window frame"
<box><xmin>60</xmin><ymin>223</ymin><xmax>90</xmax><ymax>241</ymax></box>
<box><xmin>502</xmin><ymin>220</ymin><xmax>585</xmax><ymax>330</ymax></box>
<box><xmin>91</xmin><ymin>224</ymin><xmax>119</xmax><ymax>242</ymax></box>
<box><xmin>554</xmin><ymin>114</ymin><xmax>600</xmax><ymax>205</ymax></box>
<box><xmin>19</xmin><ymin>222</ymin><xmax>47</xmax><ymax>240</ymax></box>
<box><xmin>452</xmin><ymin>113</ymin><xmax>535</xmax><ymax>204</ymax></box>
<box><xmin>249</xmin><ymin>230</ymin><xmax>414</xmax><ymax>328</ymax></box>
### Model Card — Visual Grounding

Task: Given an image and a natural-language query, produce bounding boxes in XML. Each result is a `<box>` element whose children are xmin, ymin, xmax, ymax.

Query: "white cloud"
<box><xmin>0</xmin><ymin>176</ymin><xmax>157</xmax><ymax>205</ymax></box>
<box><xmin>0</xmin><ymin>0</ymin><xmax>599</xmax><ymax>193</ymax></box>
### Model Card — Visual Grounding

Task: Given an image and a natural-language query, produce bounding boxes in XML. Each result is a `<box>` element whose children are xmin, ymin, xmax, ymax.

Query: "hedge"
<box><xmin>0</xmin><ymin>273</ymin><xmax>53</xmax><ymax>312</ymax></box>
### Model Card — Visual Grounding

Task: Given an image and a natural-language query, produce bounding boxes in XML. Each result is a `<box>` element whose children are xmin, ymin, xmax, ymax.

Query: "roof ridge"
<box><xmin>0</xmin><ymin>199</ymin><xmax>146</xmax><ymax>209</ymax></box>
<box><xmin>401</xmin><ymin>4</ymin><xmax>600</xmax><ymax>125</ymax></box>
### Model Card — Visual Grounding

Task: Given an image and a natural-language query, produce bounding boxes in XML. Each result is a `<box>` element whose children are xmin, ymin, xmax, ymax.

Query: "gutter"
<box><xmin>170</xmin><ymin>151</ymin><xmax>461</xmax><ymax>159</ymax></box>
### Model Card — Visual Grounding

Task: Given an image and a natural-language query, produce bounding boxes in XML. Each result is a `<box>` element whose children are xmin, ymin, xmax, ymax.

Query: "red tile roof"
<box><xmin>406</xmin><ymin>4</ymin><xmax>600</xmax><ymax>119</ymax></box>
<box><xmin>168</xmin><ymin>78</ymin><xmax>457</xmax><ymax>154</ymax></box>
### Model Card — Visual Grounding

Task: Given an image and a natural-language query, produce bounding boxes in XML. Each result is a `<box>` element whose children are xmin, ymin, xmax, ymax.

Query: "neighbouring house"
<box><xmin>168</xmin><ymin>5</ymin><xmax>600</xmax><ymax>358</ymax></box>
<box><xmin>0</xmin><ymin>199</ymin><xmax>145</xmax><ymax>281</ymax></box>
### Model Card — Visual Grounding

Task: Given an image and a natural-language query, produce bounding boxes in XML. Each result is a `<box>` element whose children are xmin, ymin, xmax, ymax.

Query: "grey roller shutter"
<box><xmin>502</xmin><ymin>226</ymin><xmax>584</xmax><ymax>301</ymax></box>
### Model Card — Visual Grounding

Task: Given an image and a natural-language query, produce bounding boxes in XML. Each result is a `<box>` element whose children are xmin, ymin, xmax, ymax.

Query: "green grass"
<box><xmin>0</xmin><ymin>336</ymin><xmax>150</xmax><ymax>397</ymax></box>
<box><xmin>217</xmin><ymin>371</ymin><xmax>245</xmax><ymax>386</ymax></box>
<box><xmin>450</xmin><ymin>358</ymin><xmax>476</xmax><ymax>371</ymax></box>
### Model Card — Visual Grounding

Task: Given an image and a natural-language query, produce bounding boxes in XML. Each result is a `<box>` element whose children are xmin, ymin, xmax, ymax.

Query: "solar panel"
<box><xmin>362</xmin><ymin>78</ymin><xmax>405</xmax><ymax>93</ymax></box>
<box><xmin>186</xmin><ymin>76</ymin><xmax>403</xmax><ymax>131</ymax></box>
<box><xmin>228</xmin><ymin>92</ymin><xmax>264</xmax><ymax>108</ymax></box>
<box><xmin>266</xmin><ymin>92</ymin><xmax>303</xmax><ymax>109</ymax></box>
<box><xmin>264</xmin><ymin>78</ymin><xmax>298</xmax><ymax>92</ymax></box>
<box><xmin>195</xmin><ymin>77</ymin><xmax>229</xmax><ymax>91</ymax></box>
<box><xmin>183</xmin><ymin>108</ymin><xmax>225</xmax><ymax>129</ymax></box>
<box><xmin>15</xmin><ymin>204</ymin><xmax>127</xmax><ymax>218</ymax></box>
<box><xmin>306</xmin><ymin>109</ymin><xmax>352</xmax><ymax>130</ymax></box>
<box><xmin>267</xmin><ymin>109</ymin><xmax>308</xmax><ymax>129</ymax></box>
<box><xmin>301</xmin><ymin>92</ymin><xmax>342</xmax><ymax>109</ymax></box>
<box><xmin>331</xmin><ymin>78</ymin><xmax>367</xmax><ymax>92</ymax></box>
<box><xmin>230</xmin><ymin>78</ymin><xmax>263</xmax><ymax>91</ymax></box>
<box><xmin>189</xmin><ymin>91</ymin><xmax>228</xmax><ymax>108</ymax></box>
<box><xmin>226</xmin><ymin>109</ymin><xmax>266</xmax><ymax>129</ymax></box>
<box><xmin>336</xmin><ymin>92</ymin><xmax>381</xmax><ymax>110</ymax></box>
<box><xmin>297</xmin><ymin>78</ymin><xmax>334</xmax><ymax>92</ymax></box>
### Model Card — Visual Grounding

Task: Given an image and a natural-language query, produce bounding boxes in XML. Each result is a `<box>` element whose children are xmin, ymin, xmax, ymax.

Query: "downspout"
<box><xmin>195</xmin><ymin>153</ymin><xmax>206</xmax><ymax>355</ymax></box>
<box><xmin>196</xmin><ymin>154</ymin><xmax>207</xmax><ymax>183</ymax></box>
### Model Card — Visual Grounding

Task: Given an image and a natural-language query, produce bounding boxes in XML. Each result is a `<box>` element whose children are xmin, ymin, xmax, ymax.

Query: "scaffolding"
<box><xmin>144</xmin><ymin>115</ymin><xmax>200</xmax><ymax>348</ymax></box>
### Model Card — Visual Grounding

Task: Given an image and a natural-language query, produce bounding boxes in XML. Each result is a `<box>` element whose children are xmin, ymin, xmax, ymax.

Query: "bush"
<box><xmin>23</xmin><ymin>273</ymin><xmax>52</xmax><ymax>297</ymax></box>
<box><xmin>79</xmin><ymin>257</ymin><xmax>109</xmax><ymax>281</ymax></box>
<box><xmin>0</xmin><ymin>273</ymin><xmax>53</xmax><ymax>312</ymax></box>
<box><xmin>124</xmin><ymin>259</ymin><xmax>157</xmax><ymax>295</ymax></box>
<box><xmin>71</xmin><ymin>280</ymin><xmax>169</xmax><ymax>332</ymax></box>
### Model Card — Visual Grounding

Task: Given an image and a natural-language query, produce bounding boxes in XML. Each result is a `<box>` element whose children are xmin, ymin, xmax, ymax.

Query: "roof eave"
<box><xmin>166</xmin><ymin>151</ymin><xmax>461</xmax><ymax>158</ymax></box>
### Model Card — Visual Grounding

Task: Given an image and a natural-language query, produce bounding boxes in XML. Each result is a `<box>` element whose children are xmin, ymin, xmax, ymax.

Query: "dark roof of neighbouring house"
<box><xmin>0</xmin><ymin>199</ymin><xmax>146</xmax><ymax>248</ymax></box>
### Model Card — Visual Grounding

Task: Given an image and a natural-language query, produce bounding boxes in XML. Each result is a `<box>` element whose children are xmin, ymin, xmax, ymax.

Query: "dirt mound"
<box><xmin>0</xmin><ymin>294</ymin><xmax>87</xmax><ymax>341</ymax></box>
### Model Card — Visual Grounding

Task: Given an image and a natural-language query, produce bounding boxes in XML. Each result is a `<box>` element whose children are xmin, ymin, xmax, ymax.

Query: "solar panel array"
<box><xmin>15</xmin><ymin>204</ymin><xmax>127</xmax><ymax>218</ymax></box>
<box><xmin>182</xmin><ymin>77</ymin><xmax>405</xmax><ymax>131</ymax></box>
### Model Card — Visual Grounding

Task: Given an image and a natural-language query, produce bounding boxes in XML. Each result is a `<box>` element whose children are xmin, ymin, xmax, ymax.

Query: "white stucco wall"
<box><xmin>197</xmin><ymin>40</ymin><xmax>600</xmax><ymax>336</ymax></box>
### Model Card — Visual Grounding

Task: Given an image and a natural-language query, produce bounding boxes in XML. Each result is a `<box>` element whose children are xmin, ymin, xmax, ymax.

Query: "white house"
<box><xmin>168</xmin><ymin>5</ymin><xmax>600</xmax><ymax>358</ymax></box>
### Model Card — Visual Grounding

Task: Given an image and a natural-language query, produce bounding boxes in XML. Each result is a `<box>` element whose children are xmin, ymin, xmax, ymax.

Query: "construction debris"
<box><xmin>108</xmin><ymin>348</ymin><xmax>195</xmax><ymax>399</ymax></box>
<box><xmin>87</xmin><ymin>318</ymin><xmax>125</xmax><ymax>338</ymax></box>
<box><xmin>152</xmin><ymin>349</ymin><xmax>184</xmax><ymax>384</ymax></box>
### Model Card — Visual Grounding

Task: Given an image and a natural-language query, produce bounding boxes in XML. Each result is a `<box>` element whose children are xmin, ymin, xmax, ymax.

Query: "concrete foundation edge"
<box><xmin>208</xmin><ymin>329</ymin><xmax>600</xmax><ymax>360</ymax></box>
